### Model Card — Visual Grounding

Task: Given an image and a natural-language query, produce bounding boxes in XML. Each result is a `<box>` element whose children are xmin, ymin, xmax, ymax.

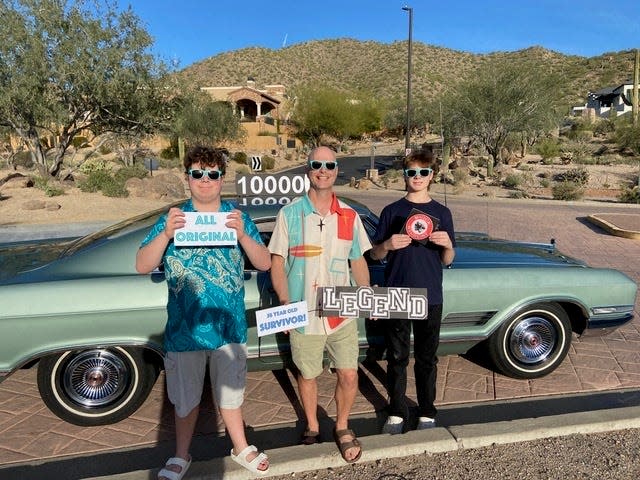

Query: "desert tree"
<box><xmin>171</xmin><ymin>91</ymin><xmax>245</xmax><ymax>150</ymax></box>
<box><xmin>442</xmin><ymin>62</ymin><xmax>560</xmax><ymax>175</ymax></box>
<box><xmin>291</xmin><ymin>86</ymin><xmax>381</xmax><ymax>149</ymax></box>
<box><xmin>0</xmin><ymin>0</ymin><xmax>170</xmax><ymax>177</ymax></box>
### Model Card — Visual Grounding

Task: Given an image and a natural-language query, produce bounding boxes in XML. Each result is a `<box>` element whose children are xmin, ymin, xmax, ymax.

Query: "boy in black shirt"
<box><xmin>370</xmin><ymin>148</ymin><xmax>456</xmax><ymax>433</ymax></box>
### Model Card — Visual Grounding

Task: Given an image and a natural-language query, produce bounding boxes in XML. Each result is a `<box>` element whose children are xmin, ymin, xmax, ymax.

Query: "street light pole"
<box><xmin>402</xmin><ymin>5</ymin><xmax>413</xmax><ymax>155</ymax></box>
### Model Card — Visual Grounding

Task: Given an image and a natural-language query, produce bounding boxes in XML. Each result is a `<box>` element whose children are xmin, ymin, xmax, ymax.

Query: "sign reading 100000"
<box><xmin>235</xmin><ymin>173</ymin><xmax>310</xmax><ymax>197</ymax></box>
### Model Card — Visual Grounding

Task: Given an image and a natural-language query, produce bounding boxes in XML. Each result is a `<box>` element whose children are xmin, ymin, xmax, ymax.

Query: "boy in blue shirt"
<box><xmin>136</xmin><ymin>146</ymin><xmax>271</xmax><ymax>479</ymax></box>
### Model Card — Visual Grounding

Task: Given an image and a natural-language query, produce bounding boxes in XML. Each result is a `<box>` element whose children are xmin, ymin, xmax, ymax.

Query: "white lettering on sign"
<box><xmin>318</xmin><ymin>286</ymin><xmax>428</xmax><ymax>320</ymax></box>
<box><xmin>236</xmin><ymin>173</ymin><xmax>310</xmax><ymax>197</ymax></box>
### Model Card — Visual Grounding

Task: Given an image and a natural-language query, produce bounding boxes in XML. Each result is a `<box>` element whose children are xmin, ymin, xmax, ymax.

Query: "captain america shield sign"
<box><xmin>406</xmin><ymin>213</ymin><xmax>434</xmax><ymax>241</ymax></box>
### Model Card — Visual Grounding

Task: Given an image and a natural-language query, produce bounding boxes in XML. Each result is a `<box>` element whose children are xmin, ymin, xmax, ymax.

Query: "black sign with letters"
<box><xmin>318</xmin><ymin>286</ymin><xmax>429</xmax><ymax>320</ymax></box>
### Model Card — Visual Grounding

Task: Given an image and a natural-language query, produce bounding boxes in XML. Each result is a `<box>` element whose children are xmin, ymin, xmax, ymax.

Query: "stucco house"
<box><xmin>201</xmin><ymin>78</ymin><xmax>300</xmax><ymax>153</ymax></box>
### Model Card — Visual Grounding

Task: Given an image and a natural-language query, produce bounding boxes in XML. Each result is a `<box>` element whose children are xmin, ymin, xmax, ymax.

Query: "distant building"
<box><xmin>201</xmin><ymin>78</ymin><xmax>300</xmax><ymax>154</ymax></box>
<box><xmin>573</xmin><ymin>80</ymin><xmax>636</xmax><ymax>119</ymax></box>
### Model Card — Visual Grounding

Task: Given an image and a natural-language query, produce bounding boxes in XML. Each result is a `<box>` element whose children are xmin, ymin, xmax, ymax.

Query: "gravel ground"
<box><xmin>267</xmin><ymin>429</ymin><xmax>640</xmax><ymax>480</ymax></box>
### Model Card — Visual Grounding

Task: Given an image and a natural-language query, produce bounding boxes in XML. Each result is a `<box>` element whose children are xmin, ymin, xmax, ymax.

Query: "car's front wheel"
<box><xmin>37</xmin><ymin>347</ymin><xmax>159</xmax><ymax>426</ymax></box>
<box><xmin>487</xmin><ymin>303</ymin><xmax>572</xmax><ymax>379</ymax></box>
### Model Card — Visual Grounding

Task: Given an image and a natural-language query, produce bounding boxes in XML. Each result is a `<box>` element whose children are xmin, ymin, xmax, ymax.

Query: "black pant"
<box><xmin>384</xmin><ymin>304</ymin><xmax>442</xmax><ymax>420</ymax></box>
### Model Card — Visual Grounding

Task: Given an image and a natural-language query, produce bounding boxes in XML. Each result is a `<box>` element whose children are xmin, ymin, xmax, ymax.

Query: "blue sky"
<box><xmin>127</xmin><ymin>0</ymin><xmax>640</xmax><ymax>69</ymax></box>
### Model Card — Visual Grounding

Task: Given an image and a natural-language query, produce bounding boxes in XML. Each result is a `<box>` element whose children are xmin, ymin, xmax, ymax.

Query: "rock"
<box><xmin>357</xmin><ymin>178</ymin><xmax>372</xmax><ymax>190</ymax></box>
<box><xmin>125</xmin><ymin>173</ymin><xmax>185</xmax><ymax>200</ymax></box>
<box><xmin>2</xmin><ymin>175</ymin><xmax>34</xmax><ymax>189</ymax></box>
<box><xmin>44</xmin><ymin>202</ymin><xmax>61</xmax><ymax>211</ymax></box>
<box><xmin>22</xmin><ymin>199</ymin><xmax>47</xmax><ymax>210</ymax></box>
<box><xmin>125</xmin><ymin>177</ymin><xmax>145</xmax><ymax>197</ymax></box>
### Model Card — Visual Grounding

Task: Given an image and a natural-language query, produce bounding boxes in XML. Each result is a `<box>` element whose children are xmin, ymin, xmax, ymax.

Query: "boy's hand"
<box><xmin>385</xmin><ymin>233</ymin><xmax>412</xmax><ymax>251</ymax></box>
<box><xmin>429</xmin><ymin>230</ymin><xmax>453</xmax><ymax>249</ymax></box>
<box><xmin>225</xmin><ymin>209</ymin><xmax>245</xmax><ymax>240</ymax></box>
<box><xmin>164</xmin><ymin>207</ymin><xmax>186</xmax><ymax>240</ymax></box>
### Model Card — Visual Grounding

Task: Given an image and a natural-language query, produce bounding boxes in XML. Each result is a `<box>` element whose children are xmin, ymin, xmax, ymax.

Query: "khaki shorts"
<box><xmin>290</xmin><ymin>320</ymin><xmax>359</xmax><ymax>379</ymax></box>
<box><xmin>164</xmin><ymin>343</ymin><xmax>247</xmax><ymax>417</ymax></box>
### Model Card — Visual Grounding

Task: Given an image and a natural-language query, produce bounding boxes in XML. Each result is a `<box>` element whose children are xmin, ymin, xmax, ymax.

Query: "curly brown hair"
<box><xmin>183</xmin><ymin>145</ymin><xmax>228</xmax><ymax>175</ymax></box>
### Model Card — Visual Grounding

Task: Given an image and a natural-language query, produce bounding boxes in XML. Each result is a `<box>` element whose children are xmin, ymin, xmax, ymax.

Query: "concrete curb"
<box><xmin>587</xmin><ymin>214</ymin><xmax>640</xmax><ymax>240</ymax></box>
<box><xmin>85</xmin><ymin>405</ymin><xmax>640</xmax><ymax>480</ymax></box>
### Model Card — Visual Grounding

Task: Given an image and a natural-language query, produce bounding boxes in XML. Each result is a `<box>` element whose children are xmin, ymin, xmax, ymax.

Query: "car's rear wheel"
<box><xmin>487</xmin><ymin>303</ymin><xmax>572</xmax><ymax>379</ymax></box>
<box><xmin>37</xmin><ymin>347</ymin><xmax>158</xmax><ymax>426</ymax></box>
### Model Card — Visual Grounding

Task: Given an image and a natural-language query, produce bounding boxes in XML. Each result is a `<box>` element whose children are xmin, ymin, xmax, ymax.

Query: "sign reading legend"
<box><xmin>174</xmin><ymin>212</ymin><xmax>237</xmax><ymax>246</ymax></box>
<box><xmin>318</xmin><ymin>286</ymin><xmax>429</xmax><ymax>320</ymax></box>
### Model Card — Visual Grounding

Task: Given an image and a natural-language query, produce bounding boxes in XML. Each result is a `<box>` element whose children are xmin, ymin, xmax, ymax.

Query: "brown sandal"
<box><xmin>300</xmin><ymin>429</ymin><xmax>320</xmax><ymax>445</ymax></box>
<box><xmin>333</xmin><ymin>428</ymin><xmax>362</xmax><ymax>463</ymax></box>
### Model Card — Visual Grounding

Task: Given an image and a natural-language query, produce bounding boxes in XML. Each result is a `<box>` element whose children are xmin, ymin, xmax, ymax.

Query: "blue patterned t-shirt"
<box><xmin>140</xmin><ymin>199</ymin><xmax>263</xmax><ymax>352</ymax></box>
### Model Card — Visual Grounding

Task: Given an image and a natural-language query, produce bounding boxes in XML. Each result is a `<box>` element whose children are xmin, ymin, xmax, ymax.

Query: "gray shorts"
<box><xmin>163</xmin><ymin>343</ymin><xmax>247</xmax><ymax>417</ymax></box>
<box><xmin>290</xmin><ymin>320</ymin><xmax>359</xmax><ymax>379</ymax></box>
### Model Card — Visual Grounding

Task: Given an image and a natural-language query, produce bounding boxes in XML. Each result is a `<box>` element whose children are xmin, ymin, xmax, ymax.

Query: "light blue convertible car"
<box><xmin>0</xmin><ymin>198</ymin><xmax>636</xmax><ymax>426</ymax></box>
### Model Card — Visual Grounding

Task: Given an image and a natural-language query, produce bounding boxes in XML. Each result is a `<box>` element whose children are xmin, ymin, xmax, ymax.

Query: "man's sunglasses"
<box><xmin>404</xmin><ymin>168</ymin><xmax>433</xmax><ymax>178</ymax></box>
<box><xmin>308</xmin><ymin>160</ymin><xmax>338</xmax><ymax>171</ymax></box>
<box><xmin>188</xmin><ymin>169</ymin><xmax>223</xmax><ymax>180</ymax></box>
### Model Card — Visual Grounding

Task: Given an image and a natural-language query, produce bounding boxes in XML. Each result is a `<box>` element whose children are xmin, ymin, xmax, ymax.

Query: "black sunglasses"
<box><xmin>404</xmin><ymin>168</ymin><xmax>433</xmax><ymax>178</ymax></box>
<box><xmin>308</xmin><ymin>160</ymin><xmax>338</xmax><ymax>171</ymax></box>
<box><xmin>188</xmin><ymin>169</ymin><xmax>223</xmax><ymax>180</ymax></box>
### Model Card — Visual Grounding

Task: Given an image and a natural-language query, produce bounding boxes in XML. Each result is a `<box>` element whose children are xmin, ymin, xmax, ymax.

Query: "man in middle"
<box><xmin>269</xmin><ymin>146</ymin><xmax>371</xmax><ymax>464</ymax></box>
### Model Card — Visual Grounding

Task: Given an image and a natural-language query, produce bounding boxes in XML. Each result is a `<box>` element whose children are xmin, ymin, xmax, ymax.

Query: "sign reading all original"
<box><xmin>255</xmin><ymin>300</ymin><xmax>309</xmax><ymax>336</ymax></box>
<box><xmin>174</xmin><ymin>212</ymin><xmax>237</xmax><ymax>246</ymax></box>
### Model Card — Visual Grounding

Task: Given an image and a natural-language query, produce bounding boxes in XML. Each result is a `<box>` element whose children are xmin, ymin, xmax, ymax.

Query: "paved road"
<box><xmin>0</xmin><ymin>186</ymin><xmax>638</xmax><ymax>479</ymax></box>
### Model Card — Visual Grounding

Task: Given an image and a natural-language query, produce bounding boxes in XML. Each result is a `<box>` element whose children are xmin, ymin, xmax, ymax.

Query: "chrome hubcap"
<box><xmin>62</xmin><ymin>350</ymin><xmax>129</xmax><ymax>407</ymax></box>
<box><xmin>509</xmin><ymin>317</ymin><xmax>556</xmax><ymax>364</ymax></box>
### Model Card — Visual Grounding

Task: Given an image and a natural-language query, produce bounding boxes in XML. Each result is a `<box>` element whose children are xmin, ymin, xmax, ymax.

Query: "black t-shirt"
<box><xmin>372</xmin><ymin>197</ymin><xmax>455</xmax><ymax>305</ymax></box>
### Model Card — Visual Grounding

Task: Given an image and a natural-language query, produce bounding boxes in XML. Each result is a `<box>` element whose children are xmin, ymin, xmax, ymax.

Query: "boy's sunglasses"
<box><xmin>404</xmin><ymin>168</ymin><xmax>433</xmax><ymax>178</ymax></box>
<box><xmin>308</xmin><ymin>160</ymin><xmax>338</xmax><ymax>171</ymax></box>
<box><xmin>188</xmin><ymin>169</ymin><xmax>223</xmax><ymax>180</ymax></box>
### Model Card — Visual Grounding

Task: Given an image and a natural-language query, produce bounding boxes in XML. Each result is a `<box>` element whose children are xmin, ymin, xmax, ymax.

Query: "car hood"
<box><xmin>453</xmin><ymin>234</ymin><xmax>586</xmax><ymax>268</ymax></box>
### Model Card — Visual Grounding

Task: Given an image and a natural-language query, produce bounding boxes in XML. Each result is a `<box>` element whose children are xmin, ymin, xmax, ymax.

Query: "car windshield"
<box><xmin>59</xmin><ymin>196</ymin><xmax>380</xmax><ymax>259</ymax></box>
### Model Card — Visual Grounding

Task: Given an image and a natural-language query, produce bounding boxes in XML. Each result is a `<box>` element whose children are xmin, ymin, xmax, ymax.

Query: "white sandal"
<box><xmin>158</xmin><ymin>456</ymin><xmax>191</xmax><ymax>480</ymax></box>
<box><xmin>230</xmin><ymin>445</ymin><xmax>270</xmax><ymax>474</ymax></box>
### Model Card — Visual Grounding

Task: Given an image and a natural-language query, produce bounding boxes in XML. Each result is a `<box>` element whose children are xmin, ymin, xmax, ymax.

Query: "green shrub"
<box><xmin>44</xmin><ymin>185</ymin><xmax>65</xmax><ymax>197</ymax></box>
<box><xmin>593</xmin><ymin>119</ymin><xmax>615</xmax><ymax>136</ymax></box>
<box><xmin>508</xmin><ymin>190</ymin><xmax>527</xmax><ymax>199</ymax></box>
<box><xmin>235</xmin><ymin>165</ymin><xmax>250</xmax><ymax>175</ymax></box>
<box><xmin>381</xmin><ymin>169</ymin><xmax>403</xmax><ymax>188</ymax></box>
<box><xmin>12</xmin><ymin>151</ymin><xmax>34</xmax><ymax>168</ymax></box>
<box><xmin>160</xmin><ymin>142</ymin><xmax>179</xmax><ymax>160</ymax></box>
<box><xmin>552</xmin><ymin>181</ymin><xmax>584</xmax><ymax>201</ymax></box>
<box><xmin>115</xmin><ymin>165</ymin><xmax>148</xmax><ymax>182</ymax></box>
<box><xmin>452</xmin><ymin>168</ymin><xmax>468</xmax><ymax>185</ymax></box>
<box><xmin>98</xmin><ymin>144</ymin><xmax>112</xmax><ymax>155</ymax></box>
<box><xmin>261</xmin><ymin>155</ymin><xmax>275</xmax><ymax>170</ymax></box>
<box><xmin>71</xmin><ymin>136</ymin><xmax>88</xmax><ymax>149</ymax></box>
<box><xmin>503</xmin><ymin>173</ymin><xmax>523</xmax><ymax>189</ymax></box>
<box><xmin>232</xmin><ymin>151</ymin><xmax>248</xmax><ymax>165</ymax></box>
<box><xmin>79</xmin><ymin>159</ymin><xmax>112</xmax><ymax>175</ymax></box>
<box><xmin>535</xmin><ymin>139</ymin><xmax>560</xmax><ymax>163</ymax></box>
<box><xmin>555</xmin><ymin>167</ymin><xmax>589</xmax><ymax>186</ymax></box>
<box><xmin>619</xmin><ymin>185</ymin><xmax>640</xmax><ymax>203</ymax></box>
<box><xmin>32</xmin><ymin>176</ymin><xmax>65</xmax><ymax>197</ymax></box>
<box><xmin>77</xmin><ymin>171</ymin><xmax>114</xmax><ymax>193</ymax></box>
<box><xmin>539</xmin><ymin>178</ymin><xmax>550</xmax><ymax>188</ymax></box>
<box><xmin>101</xmin><ymin>180</ymin><xmax>129</xmax><ymax>197</ymax></box>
